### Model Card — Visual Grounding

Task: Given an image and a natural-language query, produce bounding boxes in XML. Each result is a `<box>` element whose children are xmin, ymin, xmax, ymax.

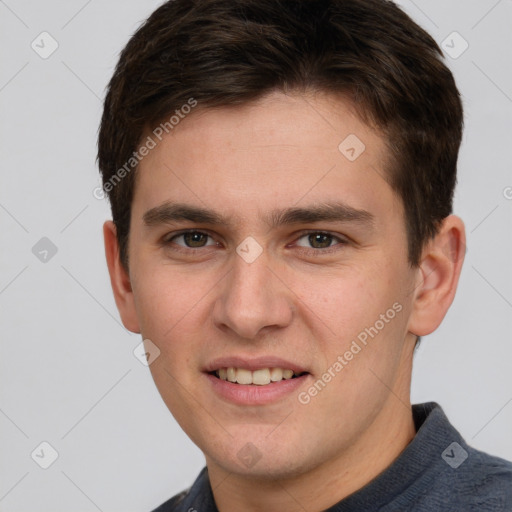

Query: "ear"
<box><xmin>407</xmin><ymin>215</ymin><xmax>466</xmax><ymax>337</ymax></box>
<box><xmin>103</xmin><ymin>220</ymin><xmax>140</xmax><ymax>333</ymax></box>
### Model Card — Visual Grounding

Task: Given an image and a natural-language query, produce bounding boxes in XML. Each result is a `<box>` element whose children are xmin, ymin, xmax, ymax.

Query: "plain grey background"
<box><xmin>1</xmin><ymin>1</ymin><xmax>511</xmax><ymax>511</ymax></box>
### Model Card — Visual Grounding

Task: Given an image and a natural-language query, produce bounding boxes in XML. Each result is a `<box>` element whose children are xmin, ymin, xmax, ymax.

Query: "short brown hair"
<box><xmin>98</xmin><ymin>0</ymin><xmax>463</xmax><ymax>269</ymax></box>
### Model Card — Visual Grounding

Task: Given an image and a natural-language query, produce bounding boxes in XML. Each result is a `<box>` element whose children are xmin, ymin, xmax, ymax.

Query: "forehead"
<box><xmin>133</xmin><ymin>91</ymin><xmax>401</xmax><ymax>225</ymax></box>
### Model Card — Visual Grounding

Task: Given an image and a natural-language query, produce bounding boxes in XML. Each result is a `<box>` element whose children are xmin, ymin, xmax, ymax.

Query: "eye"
<box><xmin>295</xmin><ymin>232</ymin><xmax>346</xmax><ymax>249</ymax></box>
<box><xmin>168</xmin><ymin>231</ymin><xmax>217</xmax><ymax>248</ymax></box>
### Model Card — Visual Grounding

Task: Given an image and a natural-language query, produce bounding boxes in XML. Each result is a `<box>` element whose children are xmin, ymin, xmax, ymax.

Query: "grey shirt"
<box><xmin>152</xmin><ymin>402</ymin><xmax>512</xmax><ymax>511</ymax></box>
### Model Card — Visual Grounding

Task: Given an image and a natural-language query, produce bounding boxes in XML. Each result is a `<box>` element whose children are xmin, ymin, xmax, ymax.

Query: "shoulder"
<box><xmin>149</xmin><ymin>467</ymin><xmax>213</xmax><ymax>512</ymax></box>
<box><xmin>407</xmin><ymin>403</ymin><xmax>512</xmax><ymax>511</ymax></box>
<box><xmin>151</xmin><ymin>489</ymin><xmax>188</xmax><ymax>512</ymax></box>
<box><xmin>453</xmin><ymin>447</ymin><xmax>512</xmax><ymax>510</ymax></box>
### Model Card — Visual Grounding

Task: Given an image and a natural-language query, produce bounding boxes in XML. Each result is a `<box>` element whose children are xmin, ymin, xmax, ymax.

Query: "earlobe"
<box><xmin>407</xmin><ymin>215</ymin><xmax>466</xmax><ymax>337</ymax></box>
<box><xmin>103</xmin><ymin>221</ymin><xmax>141</xmax><ymax>333</ymax></box>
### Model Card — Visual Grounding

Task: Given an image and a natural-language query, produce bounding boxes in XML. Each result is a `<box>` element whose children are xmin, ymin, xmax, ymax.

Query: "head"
<box><xmin>99</xmin><ymin>0</ymin><xmax>465</xmax><ymax>481</ymax></box>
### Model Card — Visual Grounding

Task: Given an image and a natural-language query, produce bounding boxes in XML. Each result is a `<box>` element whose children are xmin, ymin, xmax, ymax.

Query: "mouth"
<box><xmin>204</xmin><ymin>358</ymin><xmax>311</xmax><ymax>405</ymax></box>
<box><xmin>209</xmin><ymin>367</ymin><xmax>308</xmax><ymax>386</ymax></box>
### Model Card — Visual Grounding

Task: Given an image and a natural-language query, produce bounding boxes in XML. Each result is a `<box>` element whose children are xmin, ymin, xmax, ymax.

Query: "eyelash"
<box><xmin>162</xmin><ymin>229</ymin><xmax>349</xmax><ymax>254</ymax></box>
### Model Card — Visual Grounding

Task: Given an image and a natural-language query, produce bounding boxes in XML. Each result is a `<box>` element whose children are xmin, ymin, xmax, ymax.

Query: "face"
<box><xmin>118</xmin><ymin>91</ymin><xmax>422</xmax><ymax>478</ymax></box>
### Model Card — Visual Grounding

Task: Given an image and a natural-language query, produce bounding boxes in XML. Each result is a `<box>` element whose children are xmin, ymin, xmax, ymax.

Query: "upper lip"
<box><xmin>204</xmin><ymin>356</ymin><xmax>309</xmax><ymax>374</ymax></box>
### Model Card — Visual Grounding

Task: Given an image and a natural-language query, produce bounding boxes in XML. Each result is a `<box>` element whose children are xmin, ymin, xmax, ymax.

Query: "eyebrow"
<box><xmin>142</xmin><ymin>201</ymin><xmax>375</xmax><ymax>229</ymax></box>
<box><xmin>267</xmin><ymin>203</ymin><xmax>374</xmax><ymax>228</ymax></box>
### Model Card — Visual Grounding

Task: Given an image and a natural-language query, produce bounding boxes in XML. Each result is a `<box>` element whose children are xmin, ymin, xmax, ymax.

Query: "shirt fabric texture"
<box><xmin>151</xmin><ymin>402</ymin><xmax>512</xmax><ymax>511</ymax></box>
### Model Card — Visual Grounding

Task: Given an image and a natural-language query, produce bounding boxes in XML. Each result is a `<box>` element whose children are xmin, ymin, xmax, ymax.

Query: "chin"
<box><xmin>212</xmin><ymin>451</ymin><xmax>310</xmax><ymax>480</ymax></box>
<box><xmin>202</xmin><ymin>429</ymin><xmax>319</xmax><ymax>480</ymax></box>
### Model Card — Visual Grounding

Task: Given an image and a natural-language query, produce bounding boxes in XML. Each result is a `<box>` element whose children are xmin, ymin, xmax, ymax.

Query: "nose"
<box><xmin>212</xmin><ymin>251</ymin><xmax>294</xmax><ymax>340</ymax></box>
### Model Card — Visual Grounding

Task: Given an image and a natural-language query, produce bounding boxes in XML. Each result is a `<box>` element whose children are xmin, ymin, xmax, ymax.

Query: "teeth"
<box><xmin>270</xmin><ymin>368</ymin><xmax>283</xmax><ymax>381</ymax></box>
<box><xmin>216</xmin><ymin>367</ymin><xmax>301</xmax><ymax>385</ymax></box>
<box><xmin>236</xmin><ymin>368</ymin><xmax>252</xmax><ymax>385</ymax></box>
<box><xmin>227</xmin><ymin>367</ymin><xmax>236</xmax><ymax>382</ymax></box>
<box><xmin>252</xmin><ymin>369</ymin><xmax>271</xmax><ymax>385</ymax></box>
<box><xmin>282</xmin><ymin>369</ymin><xmax>294</xmax><ymax>379</ymax></box>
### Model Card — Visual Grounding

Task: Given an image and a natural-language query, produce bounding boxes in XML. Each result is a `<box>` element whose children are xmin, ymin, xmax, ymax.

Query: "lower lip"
<box><xmin>205</xmin><ymin>373</ymin><xmax>310</xmax><ymax>405</ymax></box>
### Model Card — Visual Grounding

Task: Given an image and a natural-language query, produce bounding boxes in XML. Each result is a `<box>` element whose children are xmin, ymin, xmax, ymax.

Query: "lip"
<box><xmin>204</xmin><ymin>372</ymin><xmax>310</xmax><ymax>405</ymax></box>
<box><xmin>203</xmin><ymin>356</ymin><xmax>310</xmax><ymax>405</ymax></box>
<box><xmin>204</xmin><ymin>356</ymin><xmax>308</xmax><ymax>374</ymax></box>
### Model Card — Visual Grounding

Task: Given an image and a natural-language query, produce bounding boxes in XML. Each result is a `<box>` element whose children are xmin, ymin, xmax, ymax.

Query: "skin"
<box><xmin>104</xmin><ymin>91</ymin><xmax>466</xmax><ymax>512</ymax></box>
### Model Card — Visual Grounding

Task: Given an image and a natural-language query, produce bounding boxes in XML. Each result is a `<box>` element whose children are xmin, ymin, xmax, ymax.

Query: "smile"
<box><xmin>212</xmin><ymin>367</ymin><xmax>307</xmax><ymax>386</ymax></box>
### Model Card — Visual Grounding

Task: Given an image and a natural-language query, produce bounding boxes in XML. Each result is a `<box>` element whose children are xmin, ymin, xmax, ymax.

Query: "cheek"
<box><xmin>132</xmin><ymin>267</ymin><xmax>213</xmax><ymax>424</ymax></box>
<box><xmin>290</xmin><ymin>261</ymin><xmax>409</xmax><ymax>377</ymax></box>
<box><xmin>130</xmin><ymin>263</ymin><xmax>212</xmax><ymax>350</ymax></box>
<box><xmin>289</xmin><ymin>266</ymin><xmax>387</xmax><ymax>340</ymax></box>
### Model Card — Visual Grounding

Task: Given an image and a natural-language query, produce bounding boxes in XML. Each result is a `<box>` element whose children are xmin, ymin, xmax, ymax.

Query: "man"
<box><xmin>98</xmin><ymin>0</ymin><xmax>512</xmax><ymax>510</ymax></box>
